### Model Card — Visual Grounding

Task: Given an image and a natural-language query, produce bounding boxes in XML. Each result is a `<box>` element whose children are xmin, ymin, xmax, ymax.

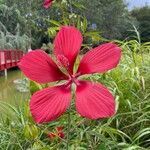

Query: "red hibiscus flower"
<box><xmin>48</xmin><ymin>126</ymin><xmax>65</xmax><ymax>139</ymax></box>
<box><xmin>43</xmin><ymin>0</ymin><xmax>53</xmax><ymax>9</ymax></box>
<box><xmin>18</xmin><ymin>26</ymin><xmax>121</xmax><ymax>124</ymax></box>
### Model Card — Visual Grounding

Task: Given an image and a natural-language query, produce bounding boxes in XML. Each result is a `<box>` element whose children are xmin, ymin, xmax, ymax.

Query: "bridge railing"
<box><xmin>0</xmin><ymin>50</ymin><xmax>23</xmax><ymax>71</ymax></box>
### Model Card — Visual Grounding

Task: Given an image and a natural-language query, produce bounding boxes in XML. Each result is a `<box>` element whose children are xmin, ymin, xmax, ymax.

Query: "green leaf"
<box><xmin>96</xmin><ymin>143</ymin><xmax>106</xmax><ymax>150</ymax></box>
<box><xmin>49</xmin><ymin>20</ymin><xmax>61</xmax><ymax>27</ymax></box>
<box><xmin>23</xmin><ymin>124</ymin><xmax>39</xmax><ymax>140</ymax></box>
<box><xmin>30</xmin><ymin>81</ymin><xmax>42</xmax><ymax>95</ymax></box>
<box><xmin>81</xmin><ymin>17</ymin><xmax>88</xmax><ymax>33</ymax></box>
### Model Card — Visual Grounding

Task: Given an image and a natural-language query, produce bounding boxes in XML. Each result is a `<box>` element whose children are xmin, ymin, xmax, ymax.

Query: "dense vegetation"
<box><xmin>131</xmin><ymin>6</ymin><xmax>150</xmax><ymax>42</ymax></box>
<box><xmin>0</xmin><ymin>0</ymin><xmax>150</xmax><ymax>51</ymax></box>
<box><xmin>0</xmin><ymin>3</ymin><xmax>30</xmax><ymax>51</ymax></box>
<box><xmin>0</xmin><ymin>0</ymin><xmax>150</xmax><ymax>149</ymax></box>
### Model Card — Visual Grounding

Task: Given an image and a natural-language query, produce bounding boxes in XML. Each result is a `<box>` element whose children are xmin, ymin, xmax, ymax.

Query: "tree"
<box><xmin>78</xmin><ymin>0</ymin><xmax>133</xmax><ymax>40</ymax></box>
<box><xmin>0</xmin><ymin>3</ymin><xmax>30</xmax><ymax>51</ymax></box>
<box><xmin>0</xmin><ymin>0</ymin><xmax>50</xmax><ymax>49</ymax></box>
<box><xmin>131</xmin><ymin>6</ymin><xmax>150</xmax><ymax>42</ymax></box>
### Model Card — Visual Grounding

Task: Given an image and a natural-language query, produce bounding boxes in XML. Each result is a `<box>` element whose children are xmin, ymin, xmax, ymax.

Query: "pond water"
<box><xmin>0</xmin><ymin>69</ymin><xmax>29</xmax><ymax>105</ymax></box>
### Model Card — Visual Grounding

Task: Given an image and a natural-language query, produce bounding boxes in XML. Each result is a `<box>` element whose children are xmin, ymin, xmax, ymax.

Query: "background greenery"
<box><xmin>0</xmin><ymin>0</ymin><xmax>150</xmax><ymax>149</ymax></box>
<box><xmin>0</xmin><ymin>0</ymin><xmax>150</xmax><ymax>51</ymax></box>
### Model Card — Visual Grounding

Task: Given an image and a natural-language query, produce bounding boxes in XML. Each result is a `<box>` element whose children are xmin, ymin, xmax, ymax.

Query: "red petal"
<box><xmin>56</xmin><ymin>126</ymin><xmax>64</xmax><ymax>132</ymax></box>
<box><xmin>48</xmin><ymin>132</ymin><xmax>56</xmax><ymax>139</ymax></box>
<box><xmin>58</xmin><ymin>132</ymin><xmax>65</xmax><ymax>139</ymax></box>
<box><xmin>54</xmin><ymin>26</ymin><xmax>83</xmax><ymax>74</ymax></box>
<box><xmin>30</xmin><ymin>84</ymin><xmax>71</xmax><ymax>124</ymax></box>
<box><xmin>77</xmin><ymin>43</ymin><xmax>121</xmax><ymax>75</ymax></box>
<box><xmin>43</xmin><ymin>0</ymin><xmax>53</xmax><ymax>9</ymax></box>
<box><xmin>18</xmin><ymin>50</ymin><xmax>67</xmax><ymax>84</ymax></box>
<box><xmin>76</xmin><ymin>81</ymin><xmax>115</xmax><ymax>119</ymax></box>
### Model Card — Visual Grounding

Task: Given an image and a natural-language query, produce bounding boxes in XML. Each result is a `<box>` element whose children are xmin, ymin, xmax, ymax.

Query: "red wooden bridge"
<box><xmin>0</xmin><ymin>50</ymin><xmax>23</xmax><ymax>71</ymax></box>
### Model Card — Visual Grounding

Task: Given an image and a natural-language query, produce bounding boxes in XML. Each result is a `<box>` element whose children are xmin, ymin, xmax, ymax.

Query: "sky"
<box><xmin>126</xmin><ymin>0</ymin><xmax>150</xmax><ymax>10</ymax></box>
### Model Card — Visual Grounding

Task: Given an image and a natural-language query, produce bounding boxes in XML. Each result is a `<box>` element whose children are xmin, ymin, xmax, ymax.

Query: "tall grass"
<box><xmin>0</xmin><ymin>40</ymin><xmax>150</xmax><ymax>150</ymax></box>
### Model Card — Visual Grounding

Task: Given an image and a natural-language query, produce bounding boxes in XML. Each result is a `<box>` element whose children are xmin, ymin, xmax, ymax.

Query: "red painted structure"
<box><xmin>0</xmin><ymin>50</ymin><xmax>23</xmax><ymax>71</ymax></box>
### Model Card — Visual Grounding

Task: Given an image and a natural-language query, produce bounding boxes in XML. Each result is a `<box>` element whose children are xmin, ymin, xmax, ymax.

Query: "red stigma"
<box><xmin>57</xmin><ymin>55</ymin><xmax>69</xmax><ymax>70</ymax></box>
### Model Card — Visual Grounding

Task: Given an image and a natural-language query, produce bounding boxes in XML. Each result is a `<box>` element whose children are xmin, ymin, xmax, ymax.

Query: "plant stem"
<box><xmin>66</xmin><ymin>108</ymin><xmax>71</xmax><ymax>150</ymax></box>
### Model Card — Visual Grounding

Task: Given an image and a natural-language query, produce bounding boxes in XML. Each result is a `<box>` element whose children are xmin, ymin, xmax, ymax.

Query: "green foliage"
<box><xmin>47</xmin><ymin>16</ymin><xmax>103</xmax><ymax>44</ymax></box>
<box><xmin>0</xmin><ymin>4</ymin><xmax>26</xmax><ymax>34</ymax></box>
<box><xmin>0</xmin><ymin>24</ymin><xmax>30</xmax><ymax>52</ymax></box>
<box><xmin>0</xmin><ymin>3</ymin><xmax>30</xmax><ymax>51</ymax></box>
<box><xmin>0</xmin><ymin>0</ymin><xmax>46</xmax><ymax>50</ymax></box>
<box><xmin>131</xmin><ymin>6</ymin><xmax>150</xmax><ymax>42</ymax></box>
<box><xmin>43</xmin><ymin>0</ymin><xmax>105</xmax><ymax>53</ymax></box>
<box><xmin>29</xmin><ymin>81</ymin><xmax>42</xmax><ymax>95</ymax></box>
<box><xmin>78</xmin><ymin>0</ymin><xmax>133</xmax><ymax>40</ymax></box>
